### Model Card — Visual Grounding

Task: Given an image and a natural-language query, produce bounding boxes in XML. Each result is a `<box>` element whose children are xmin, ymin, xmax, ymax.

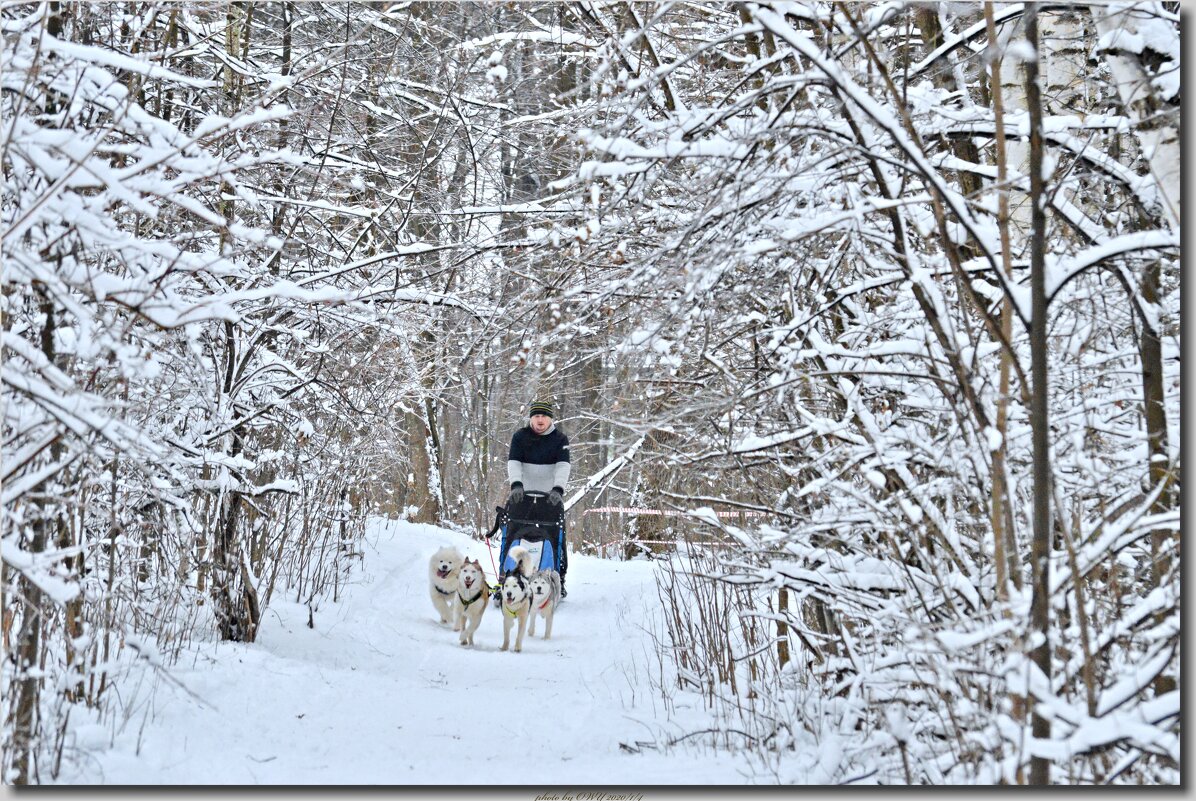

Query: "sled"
<box><xmin>498</xmin><ymin>490</ymin><xmax>565</xmax><ymax>574</ymax></box>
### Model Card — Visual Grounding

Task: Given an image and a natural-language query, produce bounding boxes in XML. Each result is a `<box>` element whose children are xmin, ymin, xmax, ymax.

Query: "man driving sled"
<box><xmin>499</xmin><ymin>400</ymin><xmax>571</xmax><ymax>597</ymax></box>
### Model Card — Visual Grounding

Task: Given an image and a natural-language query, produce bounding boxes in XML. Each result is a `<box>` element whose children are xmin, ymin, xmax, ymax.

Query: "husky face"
<box><xmin>459</xmin><ymin>559</ymin><xmax>485</xmax><ymax>593</ymax></box>
<box><xmin>431</xmin><ymin>546</ymin><xmax>463</xmax><ymax>580</ymax></box>
<box><xmin>502</xmin><ymin>572</ymin><xmax>529</xmax><ymax>606</ymax></box>
<box><xmin>529</xmin><ymin>571</ymin><xmax>557</xmax><ymax>605</ymax></box>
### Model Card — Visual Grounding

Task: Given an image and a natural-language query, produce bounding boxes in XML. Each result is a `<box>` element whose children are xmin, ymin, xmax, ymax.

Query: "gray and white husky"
<box><xmin>527</xmin><ymin>568</ymin><xmax>560</xmax><ymax>639</ymax></box>
<box><xmin>500</xmin><ymin>546</ymin><xmax>533</xmax><ymax>652</ymax></box>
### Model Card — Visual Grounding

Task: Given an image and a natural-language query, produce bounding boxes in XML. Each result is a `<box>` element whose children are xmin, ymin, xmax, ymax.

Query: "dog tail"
<box><xmin>508</xmin><ymin>545</ymin><xmax>533</xmax><ymax>577</ymax></box>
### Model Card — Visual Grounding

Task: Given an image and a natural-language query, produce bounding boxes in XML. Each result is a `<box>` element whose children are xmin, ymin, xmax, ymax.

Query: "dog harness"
<box><xmin>434</xmin><ymin>585</ymin><xmax>454</xmax><ymax>596</ymax></box>
<box><xmin>458</xmin><ymin>589</ymin><xmax>485</xmax><ymax>607</ymax></box>
<box><xmin>537</xmin><ymin>596</ymin><xmax>553</xmax><ymax>611</ymax></box>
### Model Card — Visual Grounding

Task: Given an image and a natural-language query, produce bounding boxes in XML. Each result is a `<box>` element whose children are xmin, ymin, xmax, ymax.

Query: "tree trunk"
<box><xmin>984</xmin><ymin>1</ymin><xmax>1022</xmax><ymax>599</ymax></box>
<box><xmin>10</xmin><ymin>288</ymin><xmax>61</xmax><ymax>784</ymax></box>
<box><xmin>405</xmin><ymin>406</ymin><xmax>441</xmax><ymax>524</ymax></box>
<box><xmin>1024</xmin><ymin>6</ymin><xmax>1052</xmax><ymax>785</ymax></box>
<box><xmin>1091</xmin><ymin>3</ymin><xmax>1180</xmax><ymax>229</ymax></box>
<box><xmin>1139</xmin><ymin>255</ymin><xmax>1174</xmax><ymax>696</ymax></box>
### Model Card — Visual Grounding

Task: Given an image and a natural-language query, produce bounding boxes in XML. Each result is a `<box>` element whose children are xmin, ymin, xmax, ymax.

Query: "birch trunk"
<box><xmin>1091</xmin><ymin>2</ymin><xmax>1181</xmax><ymax>229</ymax></box>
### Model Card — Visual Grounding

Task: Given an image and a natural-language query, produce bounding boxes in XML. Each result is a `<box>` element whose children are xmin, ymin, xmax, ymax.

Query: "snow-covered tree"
<box><xmin>566</xmin><ymin>1</ymin><xmax>1179</xmax><ymax>783</ymax></box>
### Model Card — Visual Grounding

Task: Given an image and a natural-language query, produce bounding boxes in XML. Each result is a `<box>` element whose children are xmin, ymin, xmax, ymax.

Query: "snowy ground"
<box><xmin>53</xmin><ymin>518</ymin><xmax>767</xmax><ymax>786</ymax></box>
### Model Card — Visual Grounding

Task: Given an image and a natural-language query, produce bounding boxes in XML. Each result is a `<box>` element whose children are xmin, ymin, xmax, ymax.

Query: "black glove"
<box><xmin>508</xmin><ymin>483</ymin><xmax>524</xmax><ymax>506</ymax></box>
<box><xmin>548</xmin><ymin>486</ymin><xmax>564</xmax><ymax>506</ymax></box>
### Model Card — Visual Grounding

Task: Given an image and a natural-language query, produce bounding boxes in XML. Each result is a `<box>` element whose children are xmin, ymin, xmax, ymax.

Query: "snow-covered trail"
<box><xmin>59</xmin><ymin>518</ymin><xmax>752</xmax><ymax>785</ymax></box>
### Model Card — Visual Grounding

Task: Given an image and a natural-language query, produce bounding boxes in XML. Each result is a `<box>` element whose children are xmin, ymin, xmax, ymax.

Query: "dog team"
<box><xmin>428</xmin><ymin>544</ymin><xmax>561</xmax><ymax>652</ymax></box>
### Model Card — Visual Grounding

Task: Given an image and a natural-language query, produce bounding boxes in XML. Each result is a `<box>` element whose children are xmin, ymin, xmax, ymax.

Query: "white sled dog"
<box><xmin>527</xmin><ymin>568</ymin><xmax>561</xmax><ymax>640</ymax></box>
<box><xmin>428</xmin><ymin>546</ymin><xmax>464</xmax><ymax>624</ymax></box>
<box><xmin>500</xmin><ymin>546</ymin><xmax>533</xmax><ymax>652</ymax></box>
<box><xmin>453</xmin><ymin>557</ymin><xmax>489</xmax><ymax>646</ymax></box>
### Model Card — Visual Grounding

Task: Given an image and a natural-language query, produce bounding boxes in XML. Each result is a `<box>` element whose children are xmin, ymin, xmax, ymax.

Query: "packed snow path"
<box><xmin>61</xmin><ymin>518</ymin><xmax>754</xmax><ymax>784</ymax></box>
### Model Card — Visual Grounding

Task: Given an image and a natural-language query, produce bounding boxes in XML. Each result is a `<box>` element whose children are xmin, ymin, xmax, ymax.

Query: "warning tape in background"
<box><xmin>582</xmin><ymin>507</ymin><xmax>766</xmax><ymax>517</ymax></box>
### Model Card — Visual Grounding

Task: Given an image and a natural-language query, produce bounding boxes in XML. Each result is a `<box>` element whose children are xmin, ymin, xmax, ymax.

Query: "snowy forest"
<box><xmin>1</xmin><ymin>0</ymin><xmax>1181</xmax><ymax>786</ymax></box>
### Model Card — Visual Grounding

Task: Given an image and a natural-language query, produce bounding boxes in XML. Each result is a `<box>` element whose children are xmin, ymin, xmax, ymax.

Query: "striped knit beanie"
<box><xmin>528</xmin><ymin>400</ymin><xmax>555</xmax><ymax>418</ymax></box>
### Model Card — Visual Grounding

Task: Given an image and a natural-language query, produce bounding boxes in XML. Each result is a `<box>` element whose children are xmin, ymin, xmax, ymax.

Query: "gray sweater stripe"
<box><xmin>508</xmin><ymin>460</ymin><xmax>571</xmax><ymax>494</ymax></box>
